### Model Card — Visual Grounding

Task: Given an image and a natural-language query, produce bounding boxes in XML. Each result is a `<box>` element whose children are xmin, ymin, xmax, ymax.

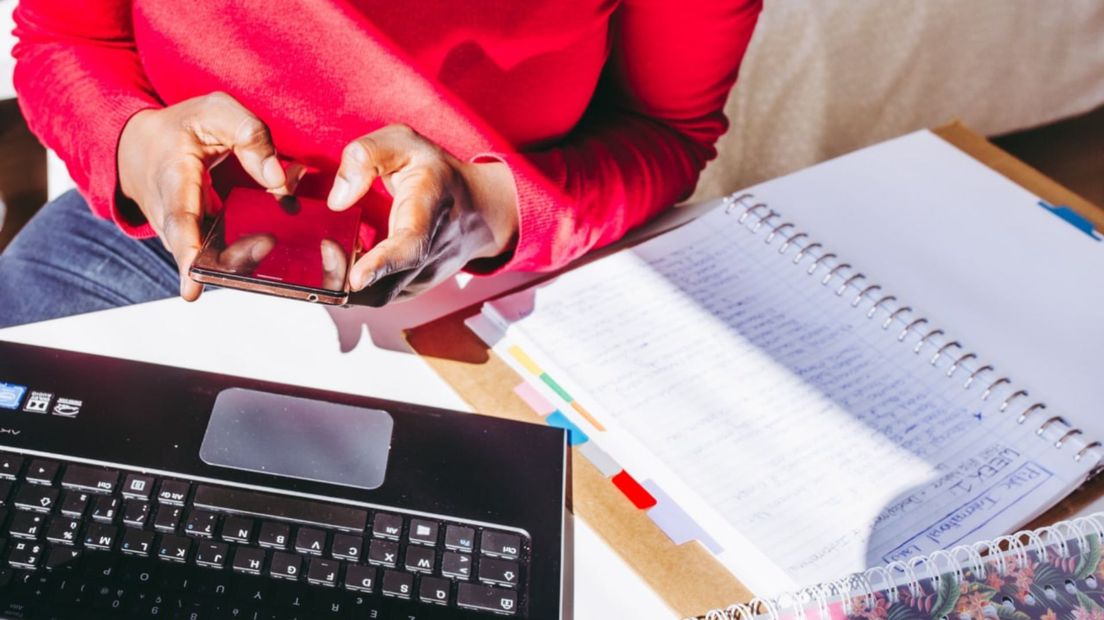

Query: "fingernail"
<box><xmin>328</xmin><ymin>177</ymin><xmax>350</xmax><ymax>210</ymax></box>
<box><xmin>262</xmin><ymin>157</ymin><xmax>286</xmax><ymax>189</ymax></box>
<box><xmin>351</xmin><ymin>269</ymin><xmax>374</xmax><ymax>291</ymax></box>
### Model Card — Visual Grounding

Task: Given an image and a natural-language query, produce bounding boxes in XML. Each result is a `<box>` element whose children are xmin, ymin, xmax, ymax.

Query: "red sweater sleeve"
<box><xmin>485</xmin><ymin>0</ymin><xmax>761</xmax><ymax>272</ymax></box>
<box><xmin>12</xmin><ymin>0</ymin><xmax>162</xmax><ymax>236</ymax></box>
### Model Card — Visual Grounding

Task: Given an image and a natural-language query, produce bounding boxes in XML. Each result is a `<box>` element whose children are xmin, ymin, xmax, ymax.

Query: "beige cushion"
<box><xmin>692</xmin><ymin>0</ymin><xmax>1104</xmax><ymax>201</ymax></box>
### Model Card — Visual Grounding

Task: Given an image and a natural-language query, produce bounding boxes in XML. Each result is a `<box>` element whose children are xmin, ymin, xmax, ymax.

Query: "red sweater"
<box><xmin>13</xmin><ymin>0</ymin><xmax>760</xmax><ymax>272</ymax></box>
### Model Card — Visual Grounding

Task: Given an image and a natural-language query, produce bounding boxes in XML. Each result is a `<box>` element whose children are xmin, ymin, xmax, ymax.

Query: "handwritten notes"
<box><xmin>486</xmin><ymin>200</ymin><xmax>1092</xmax><ymax>594</ymax></box>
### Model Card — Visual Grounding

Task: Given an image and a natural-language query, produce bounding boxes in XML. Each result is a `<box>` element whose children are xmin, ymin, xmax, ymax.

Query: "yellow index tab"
<box><xmin>508</xmin><ymin>345</ymin><xmax>543</xmax><ymax>376</ymax></box>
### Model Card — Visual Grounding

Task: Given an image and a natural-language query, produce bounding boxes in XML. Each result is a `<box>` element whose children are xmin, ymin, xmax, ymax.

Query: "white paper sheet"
<box><xmin>481</xmin><ymin>131</ymin><xmax>1101</xmax><ymax>594</ymax></box>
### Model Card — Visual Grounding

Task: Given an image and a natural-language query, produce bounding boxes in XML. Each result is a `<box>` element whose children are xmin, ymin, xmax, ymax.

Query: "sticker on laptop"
<box><xmin>23</xmin><ymin>392</ymin><xmax>53</xmax><ymax>414</ymax></box>
<box><xmin>0</xmin><ymin>383</ymin><xmax>27</xmax><ymax>410</ymax></box>
<box><xmin>52</xmin><ymin>398</ymin><xmax>83</xmax><ymax>418</ymax></box>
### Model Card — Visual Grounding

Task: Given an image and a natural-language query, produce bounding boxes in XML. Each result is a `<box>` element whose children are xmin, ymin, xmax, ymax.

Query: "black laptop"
<box><xmin>0</xmin><ymin>341</ymin><xmax>571</xmax><ymax>619</ymax></box>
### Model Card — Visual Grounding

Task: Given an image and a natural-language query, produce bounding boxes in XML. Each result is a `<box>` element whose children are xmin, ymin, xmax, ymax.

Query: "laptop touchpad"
<box><xmin>200</xmin><ymin>388</ymin><xmax>393</xmax><ymax>490</ymax></box>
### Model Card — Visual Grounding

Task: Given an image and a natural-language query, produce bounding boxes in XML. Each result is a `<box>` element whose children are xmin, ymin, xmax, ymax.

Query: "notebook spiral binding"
<box><xmin>696</xmin><ymin>512</ymin><xmax>1104</xmax><ymax>620</ymax></box>
<box><xmin>719</xmin><ymin>192</ymin><xmax>1104</xmax><ymax>466</ymax></box>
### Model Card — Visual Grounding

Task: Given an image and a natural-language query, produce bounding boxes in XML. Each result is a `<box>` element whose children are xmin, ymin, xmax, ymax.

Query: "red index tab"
<box><xmin>611</xmin><ymin>471</ymin><xmax>657</xmax><ymax>510</ymax></box>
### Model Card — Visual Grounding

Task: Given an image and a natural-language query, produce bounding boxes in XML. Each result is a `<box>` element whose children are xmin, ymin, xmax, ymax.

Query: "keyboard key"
<box><xmin>157</xmin><ymin>534</ymin><xmax>191</xmax><ymax>563</ymax></box>
<box><xmin>419</xmin><ymin>575</ymin><xmax>451</xmax><ymax>606</ymax></box>
<box><xmin>480</xmin><ymin>531</ymin><xmax>521</xmax><ymax>559</ymax></box>
<box><xmin>331</xmin><ymin>533</ymin><xmax>363</xmax><ymax>561</ymax></box>
<box><xmin>59</xmin><ymin>464</ymin><xmax>118</xmax><ymax>494</ymax></box>
<box><xmin>121</xmin><ymin>473</ymin><xmax>154</xmax><ymax>500</ymax></box>
<box><xmin>122</xmin><ymin>500</ymin><xmax>150</xmax><ymax>527</ymax></box>
<box><xmin>306</xmin><ymin>557</ymin><xmax>339</xmax><ymax>587</ymax></box>
<box><xmin>13</xmin><ymin>484</ymin><xmax>58</xmax><ymax>513</ymax></box>
<box><xmin>442</xmin><ymin>551</ymin><xmax>472</xmax><ymax>580</ymax></box>
<box><xmin>312</xmin><ymin>590</ymin><xmax>349</xmax><ymax>618</ymax></box>
<box><xmin>404</xmin><ymin>546</ymin><xmax>435</xmax><ymax>573</ymax></box>
<box><xmin>231</xmin><ymin>546</ymin><xmax>265</xmax><ymax>575</ymax></box>
<box><xmin>59</xmin><ymin>490</ymin><xmax>89</xmax><ymax>518</ymax></box>
<box><xmin>343</xmin><ymin>564</ymin><xmax>376</xmax><ymax>593</ymax></box>
<box><xmin>371</xmin><ymin>513</ymin><xmax>403</xmax><ymax>540</ymax></box>
<box><xmin>231</xmin><ymin>575</ymin><xmax>271</xmax><ymax>605</ymax></box>
<box><xmin>184</xmin><ymin>510</ymin><xmax>218</xmax><ymax>538</ymax></box>
<box><xmin>269</xmin><ymin>551</ymin><xmax>301</xmax><ymax>581</ymax></box>
<box><xmin>457</xmin><ymin>582</ymin><xmax>518</xmax><ymax>615</ymax></box>
<box><xmin>258</xmin><ymin>521</ymin><xmax>290</xmax><ymax>550</ymax></box>
<box><xmin>192</xmin><ymin>485</ymin><xmax>367</xmax><ymax>532</ymax></box>
<box><xmin>294</xmin><ymin>527</ymin><xmax>326</xmax><ymax>555</ymax></box>
<box><xmin>7</xmin><ymin>540</ymin><xmax>43</xmax><ymax>569</ymax></box>
<box><xmin>44</xmin><ymin>546</ymin><xmax>81</xmax><ymax>571</ymax></box>
<box><xmin>25</xmin><ymin>460</ymin><xmax>59</xmax><ymax>485</ymax></box>
<box><xmin>45</xmin><ymin>517</ymin><xmax>81</xmax><ymax>545</ymax></box>
<box><xmin>84</xmin><ymin>522</ymin><xmax>117</xmax><ymax>550</ymax></box>
<box><xmin>272</xmin><ymin>585</ymin><xmax>312</xmax><ymax>612</ymax></box>
<box><xmin>408</xmin><ymin>519</ymin><xmax>438</xmax><ymax>546</ymax></box>
<box><xmin>444</xmin><ymin>525</ymin><xmax>475</xmax><ymax>552</ymax></box>
<box><xmin>195</xmin><ymin>541</ymin><xmax>229</xmax><ymax>569</ymax></box>
<box><xmin>8</xmin><ymin>512</ymin><xmax>45</xmax><ymax>539</ymax></box>
<box><xmin>381</xmin><ymin>569</ymin><xmax>413</xmax><ymax>599</ymax></box>
<box><xmin>367</xmin><ymin>539</ymin><xmax>399</xmax><ymax>567</ymax></box>
<box><xmin>0</xmin><ymin>480</ymin><xmax>12</xmax><ymax>506</ymax></box>
<box><xmin>221</xmin><ymin>516</ymin><xmax>253</xmax><ymax>544</ymax></box>
<box><xmin>82</xmin><ymin>551</ymin><xmax>117</xmax><ymax>578</ymax></box>
<box><xmin>90</xmin><ymin>496</ymin><xmax>120</xmax><ymax>523</ymax></box>
<box><xmin>120</xmin><ymin>529</ymin><xmax>155</xmax><ymax>557</ymax></box>
<box><xmin>0</xmin><ymin>454</ymin><xmax>23</xmax><ymax>480</ymax></box>
<box><xmin>153</xmin><ymin>505</ymin><xmax>183</xmax><ymax>532</ymax></box>
<box><xmin>157</xmin><ymin>480</ymin><xmax>190</xmax><ymax>506</ymax></box>
<box><xmin>479</xmin><ymin>556</ymin><xmax>520</xmax><ymax>587</ymax></box>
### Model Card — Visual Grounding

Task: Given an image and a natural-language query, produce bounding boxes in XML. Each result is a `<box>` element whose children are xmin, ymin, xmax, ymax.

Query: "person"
<box><xmin>0</xmin><ymin>0</ymin><xmax>761</xmax><ymax>327</ymax></box>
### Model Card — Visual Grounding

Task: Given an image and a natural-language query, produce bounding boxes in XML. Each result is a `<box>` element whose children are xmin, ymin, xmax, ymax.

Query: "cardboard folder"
<box><xmin>405</xmin><ymin>122</ymin><xmax>1104</xmax><ymax>617</ymax></box>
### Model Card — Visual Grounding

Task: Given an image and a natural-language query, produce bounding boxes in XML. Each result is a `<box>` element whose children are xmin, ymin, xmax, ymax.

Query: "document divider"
<box><xmin>405</xmin><ymin>122</ymin><xmax>1104</xmax><ymax>617</ymax></box>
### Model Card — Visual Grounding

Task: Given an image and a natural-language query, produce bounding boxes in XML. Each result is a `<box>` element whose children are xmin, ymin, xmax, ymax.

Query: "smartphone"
<box><xmin>190</xmin><ymin>187</ymin><xmax>367</xmax><ymax>305</ymax></box>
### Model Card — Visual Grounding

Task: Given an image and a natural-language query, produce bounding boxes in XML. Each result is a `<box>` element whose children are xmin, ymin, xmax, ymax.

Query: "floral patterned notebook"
<box><xmin>700</xmin><ymin>515</ymin><xmax>1104</xmax><ymax>620</ymax></box>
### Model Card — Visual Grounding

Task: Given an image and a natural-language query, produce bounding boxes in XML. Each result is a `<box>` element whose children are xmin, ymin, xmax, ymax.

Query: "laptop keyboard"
<box><xmin>0</xmin><ymin>451</ymin><xmax>530</xmax><ymax>618</ymax></box>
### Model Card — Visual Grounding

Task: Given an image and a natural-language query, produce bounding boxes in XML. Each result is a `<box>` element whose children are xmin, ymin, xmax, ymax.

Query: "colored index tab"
<box><xmin>507</xmin><ymin>346</ymin><xmax>543</xmax><ymax>376</ymax></box>
<box><xmin>513</xmin><ymin>382</ymin><xmax>556</xmax><ymax>416</ymax></box>
<box><xmin>545</xmin><ymin>411</ymin><xmax>588</xmax><ymax>446</ymax></box>
<box><xmin>611</xmin><ymin>471</ymin><xmax>657</xmax><ymax>510</ymax></box>
<box><xmin>643</xmin><ymin>480</ymin><xmax>722</xmax><ymax>554</ymax></box>
<box><xmin>1039</xmin><ymin>200</ymin><xmax>1102</xmax><ymax>241</ymax></box>
<box><xmin>539</xmin><ymin>373</ymin><xmax>572</xmax><ymax>402</ymax></box>
<box><xmin>463</xmin><ymin>314</ymin><xmax>505</xmax><ymax>347</ymax></box>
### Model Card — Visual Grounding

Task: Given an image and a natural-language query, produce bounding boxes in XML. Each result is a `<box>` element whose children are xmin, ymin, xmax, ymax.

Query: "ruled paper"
<box><xmin>483</xmin><ymin>137</ymin><xmax>1097</xmax><ymax>592</ymax></box>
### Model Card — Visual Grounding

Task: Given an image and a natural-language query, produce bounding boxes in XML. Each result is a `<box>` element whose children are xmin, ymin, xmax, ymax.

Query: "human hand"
<box><xmin>117</xmin><ymin>92</ymin><xmax>298</xmax><ymax>301</ymax></box>
<box><xmin>327</xmin><ymin>124</ymin><xmax>518</xmax><ymax>306</ymax></box>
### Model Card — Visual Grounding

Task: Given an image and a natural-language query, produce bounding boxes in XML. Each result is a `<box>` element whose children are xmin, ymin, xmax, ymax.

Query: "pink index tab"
<box><xmin>513</xmin><ymin>382</ymin><xmax>555</xmax><ymax>417</ymax></box>
<box><xmin>643</xmin><ymin>480</ymin><xmax>721</xmax><ymax>554</ymax></box>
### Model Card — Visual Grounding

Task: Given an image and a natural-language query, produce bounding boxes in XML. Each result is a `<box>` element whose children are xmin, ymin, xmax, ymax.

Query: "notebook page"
<box><xmin>485</xmin><ymin>205</ymin><xmax>1094</xmax><ymax>595</ymax></box>
<box><xmin>748</xmin><ymin>130</ymin><xmax>1104</xmax><ymax>443</ymax></box>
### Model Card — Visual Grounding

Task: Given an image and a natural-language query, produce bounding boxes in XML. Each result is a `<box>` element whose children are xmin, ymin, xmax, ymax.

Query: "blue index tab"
<box><xmin>1039</xmin><ymin>200</ymin><xmax>1102</xmax><ymax>241</ymax></box>
<box><xmin>545</xmin><ymin>410</ymin><xmax>588</xmax><ymax>446</ymax></box>
<box><xmin>0</xmin><ymin>383</ymin><xmax>27</xmax><ymax>410</ymax></box>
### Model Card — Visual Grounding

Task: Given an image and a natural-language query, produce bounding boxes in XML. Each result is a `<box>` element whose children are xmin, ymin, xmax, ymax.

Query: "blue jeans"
<box><xmin>0</xmin><ymin>190</ymin><xmax>178</xmax><ymax>328</ymax></box>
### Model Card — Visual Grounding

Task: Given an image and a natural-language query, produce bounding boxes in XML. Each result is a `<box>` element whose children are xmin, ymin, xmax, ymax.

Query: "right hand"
<box><xmin>117</xmin><ymin>92</ymin><xmax>295</xmax><ymax>301</ymax></box>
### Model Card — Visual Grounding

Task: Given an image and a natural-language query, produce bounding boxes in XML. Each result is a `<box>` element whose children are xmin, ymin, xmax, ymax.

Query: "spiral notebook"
<box><xmin>703</xmin><ymin>512</ymin><xmax>1104</xmax><ymax>620</ymax></box>
<box><xmin>466</xmin><ymin>129</ymin><xmax>1104</xmax><ymax>605</ymax></box>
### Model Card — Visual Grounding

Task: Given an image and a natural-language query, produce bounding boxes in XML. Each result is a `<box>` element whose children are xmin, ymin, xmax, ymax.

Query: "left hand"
<box><xmin>327</xmin><ymin>124</ymin><xmax>518</xmax><ymax>305</ymax></box>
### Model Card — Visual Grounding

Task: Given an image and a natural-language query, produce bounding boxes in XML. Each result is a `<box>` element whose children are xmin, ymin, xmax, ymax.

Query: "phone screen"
<box><xmin>191</xmin><ymin>188</ymin><xmax>365</xmax><ymax>300</ymax></box>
